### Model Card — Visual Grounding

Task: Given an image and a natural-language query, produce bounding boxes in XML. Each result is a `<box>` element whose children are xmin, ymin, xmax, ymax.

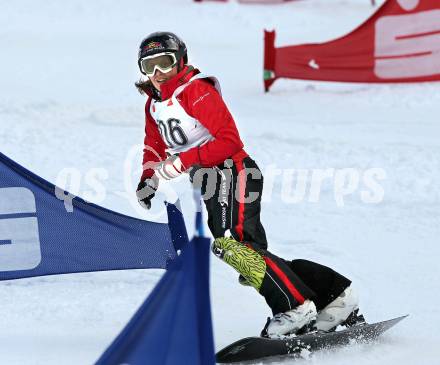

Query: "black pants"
<box><xmin>192</xmin><ymin>156</ymin><xmax>350</xmax><ymax>315</ymax></box>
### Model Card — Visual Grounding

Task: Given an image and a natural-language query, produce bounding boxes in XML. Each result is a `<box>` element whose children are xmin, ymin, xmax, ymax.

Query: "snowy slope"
<box><xmin>1</xmin><ymin>0</ymin><xmax>439</xmax><ymax>364</ymax></box>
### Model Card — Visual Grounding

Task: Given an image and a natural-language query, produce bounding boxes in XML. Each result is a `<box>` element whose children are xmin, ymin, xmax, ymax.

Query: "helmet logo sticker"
<box><xmin>144</xmin><ymin>41</ymin><xmax>163</xmax><ymax>51</ymax></box>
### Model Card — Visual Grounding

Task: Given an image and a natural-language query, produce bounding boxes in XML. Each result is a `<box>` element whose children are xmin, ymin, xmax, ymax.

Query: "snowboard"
<box><xmin>216</xmin><ymin>315</ymin><xmax>407</xmax><ymax>363</ymax></box>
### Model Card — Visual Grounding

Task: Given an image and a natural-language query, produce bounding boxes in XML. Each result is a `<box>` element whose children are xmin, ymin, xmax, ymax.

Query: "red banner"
<box><xmin>264</xmin><ymin>0</ymin><xmax>440</xmax><ymax>91</ymax></box>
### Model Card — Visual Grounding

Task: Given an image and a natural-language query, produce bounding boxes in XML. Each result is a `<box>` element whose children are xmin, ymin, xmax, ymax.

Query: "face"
<box><xmin>149</xmin><ymin>65</ymin><xmax>179</xmax><ymax>91</ymax></box>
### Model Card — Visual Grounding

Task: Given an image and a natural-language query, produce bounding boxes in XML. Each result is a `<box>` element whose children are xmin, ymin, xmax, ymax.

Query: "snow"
<box><xmin>1</xmin><ymin>0</ymin><xmax>439</xmax><ymax>364</ymax></box>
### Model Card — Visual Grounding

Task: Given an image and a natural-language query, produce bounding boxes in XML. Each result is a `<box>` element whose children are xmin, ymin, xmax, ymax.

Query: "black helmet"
<box><xmin>138</xmin><ymin>31</ymin><xmax>188</xmax><ymax>73</ymax></box>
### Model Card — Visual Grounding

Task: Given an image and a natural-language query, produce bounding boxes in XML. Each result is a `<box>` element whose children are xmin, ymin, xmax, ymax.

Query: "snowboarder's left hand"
<box><xmin>136</xmin><ymin>176</ymin><xmax>158</xmax><ymax>210</ymax></box>
<box><xmin>154</xmin><ymin>155</ymin><xmax>186</xmax><ymax>180</ymax></box>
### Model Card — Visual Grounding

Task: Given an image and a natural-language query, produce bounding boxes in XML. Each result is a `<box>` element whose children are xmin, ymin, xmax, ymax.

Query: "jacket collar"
<box><xmin>159</xmin><ymin>65</ymin><xmax>199</xmax><ymax>101</ymax></box>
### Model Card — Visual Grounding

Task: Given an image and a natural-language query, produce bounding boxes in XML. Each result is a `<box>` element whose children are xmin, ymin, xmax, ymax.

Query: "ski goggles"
<box><xmin>139</xmin><ymin>52</ymin><xmax>178</xmax><ymax>76</ymax></box>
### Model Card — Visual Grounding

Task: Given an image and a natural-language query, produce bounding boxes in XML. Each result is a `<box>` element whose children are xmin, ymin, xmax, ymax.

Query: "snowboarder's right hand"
<box><xmin>136</xmin><ymin>176</ymin><xmax>159</xmax><ymax>210</ymax></box>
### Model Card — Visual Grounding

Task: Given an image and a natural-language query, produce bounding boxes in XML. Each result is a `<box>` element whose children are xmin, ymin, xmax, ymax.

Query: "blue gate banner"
<box><xmin>0</xmin><ymin>152</ymin><xmax>177</xmax><ymax>280</ymax></box>
<box><xmin>95</xmin><ymin>235</ymin><xmax>215</xmax><ymax>365</ymax></box>
<box><xmin>165</xmin><ymin>201</ymin><xmax>189</xmax><ymax>253</ymax></box>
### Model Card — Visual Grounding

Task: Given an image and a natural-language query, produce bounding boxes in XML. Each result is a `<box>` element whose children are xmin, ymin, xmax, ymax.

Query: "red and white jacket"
<box><xmin>141</xmin><ymin>66</ymin><xmax>247</xmax><ymax>181</ymax></box>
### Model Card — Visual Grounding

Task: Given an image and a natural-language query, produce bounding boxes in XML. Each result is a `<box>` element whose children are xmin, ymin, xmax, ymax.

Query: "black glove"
<box><xmin>136</xmin><ymin>176</ymin><xmax>158</xmax><ymax>210</ymax></box>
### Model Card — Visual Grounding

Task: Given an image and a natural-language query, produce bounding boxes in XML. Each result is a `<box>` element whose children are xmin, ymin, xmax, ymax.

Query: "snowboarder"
<box><xmin>135</xmin><ymin>31</ymin><xmax>363</xmax><ymax>338</ymax></box>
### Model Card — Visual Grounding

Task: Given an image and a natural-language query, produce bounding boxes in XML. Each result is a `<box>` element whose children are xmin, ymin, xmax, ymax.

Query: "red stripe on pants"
<box><xmin>264</xmin><ymin>256</ymin><xmax>305</xmax><ymax>305</ymax></box>
<box><xmin>234</xmin><ymin>159</ymin><xmax>246</xmax><ymax>241</ymax></box>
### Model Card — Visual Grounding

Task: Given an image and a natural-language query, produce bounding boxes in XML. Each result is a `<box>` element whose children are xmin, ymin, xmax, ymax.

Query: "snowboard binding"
<box><xmin>260</xmin><ymin>317</ymin><xmax>317</xmax><ymax>338</ymax></box>
<box><xmin>324</xmin><ymin>308</ymin><xmax>367</xmax><ymax>332</ymax></box>
<box><xmin>261</xmin><ymin>309</ymin><xmax>367</xmax><ymax>338</ymax></box>
<box><xmin>341</xmin><ymin>308</ymin><xmax>366</xmax><ymax>328</ymax></box>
